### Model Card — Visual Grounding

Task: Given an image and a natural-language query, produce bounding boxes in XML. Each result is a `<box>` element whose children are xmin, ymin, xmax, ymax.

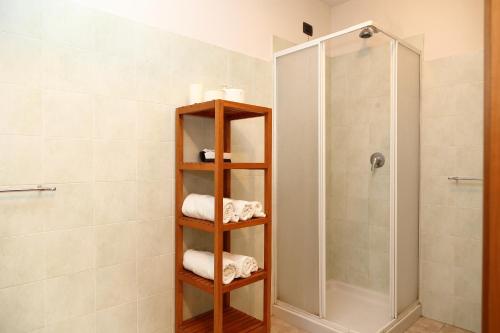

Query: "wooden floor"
<box><xmin>270</xmin><ymin>316</ymin><xmax>473</xmax><ymax>333</ymax></box>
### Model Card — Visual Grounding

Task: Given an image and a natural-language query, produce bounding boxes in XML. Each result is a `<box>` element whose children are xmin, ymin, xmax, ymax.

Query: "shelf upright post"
<box><xmin>213</xmin><ymin>100</ymin><xmax>225</xmax><ymax>332</ymax></box>
<box><xmin>175</xmin><ymin>111</ymin><xmax>184</xmax><ymax>332</ymax></box>
<box><xmin>263</xmin><ymin>110</ymin><xmax>273</xmax><ymax>332</ymax></box>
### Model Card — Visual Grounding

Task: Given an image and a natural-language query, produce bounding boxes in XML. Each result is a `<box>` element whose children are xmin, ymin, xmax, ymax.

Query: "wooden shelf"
<box><xmin>177</xmin><ymin>99</ymin><xmax>270</xmax><ymax>120</ymax></box>
<box><xmin>179</xmin><ymin>307</ymin><xmax>265</xmax><ymax>333</ymax></box>
<box><xmin>175</xmin><ymin>100</ymin><xmax>272</xmax><ymax>332</ymax></box>
<box><xmin>179</xmin><ymin>268</ymin><xmax>266</xmax><ymax>294</ymax></box>
<box><xmin>179</xmin><ymin>162</ymin><xmax>269</xmax><ymax>171</ymax></box>
<box><xmin>178</xmin><ymin>216</ymin><xmax>269</xmax><ymax>232</ymax></box>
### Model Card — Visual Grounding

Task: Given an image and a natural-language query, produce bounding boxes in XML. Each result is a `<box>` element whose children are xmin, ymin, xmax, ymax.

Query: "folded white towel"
<box><xmin>232</xmin><ymin>200</ymin><xmax>255</xmax><ymax>221</ymax></box>
<box><xmin>182</xmin><ymin>194</ymin><xmax>235</xmax><ymax>223</ymax></box>
<box><xmin>183</xmin><ymin>250</ymin><xmax>237</xmax><ymax>284</ymax></box>
<box><xmin>223</xmin><ymin>252</ymin><xmax>259</xmax><ymax>278</ymax></box>
<box><xmin>249</xmin><ymin>201</ymin><xmax>266</xmax><ymax>218</ymax></box>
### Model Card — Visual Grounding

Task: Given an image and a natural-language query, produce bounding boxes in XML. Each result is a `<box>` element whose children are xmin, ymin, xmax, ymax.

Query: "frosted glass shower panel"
<box><xmin>275</xmin><ymin>45</ymin><xmax>320</xmax><ymax>315</ymax></box>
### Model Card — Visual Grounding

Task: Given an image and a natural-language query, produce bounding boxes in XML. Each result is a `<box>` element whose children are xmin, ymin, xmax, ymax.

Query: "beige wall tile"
<box><xmin>96</xmin><ymin>302</ymin><xmax>137</xmax><ymax>333</ymax></box>
<box><xmin>136</xmin><ymin>57</ymin><xmax>170</xmax><ymax>104</ymax></box>
<box><xmin>138</xmin><ymin>254</ymin><xmax>172</xmax><ymax>298</ymax></box>
<box><xmin>0</xmin><ymin>32</ymin><xmax>41</xmax><ymax>86</ymax></box>
<box><xmin>421</xmin><ymin>233</ymin><xmax>455</xmax><ymax>264</ymax></box>
<box><xmin>137</xmin><ymin>218</ymin><xmax>173</xmax><ymax>258</ymax></box>
<box><xmin>0</xmin><ymin>135</ymin><xmax>42</xmax><ymax>185</ymax></box>
<box><xmin>43</xmin><ymin>313</ymin><xmax>96</xmax><ymax>333</ymax></box>
<box><xmin>43</xmin><ymin>139</ymin><xmax>93</xmax><ymax>183</ymax></box>
<box><xmin>138</xmin><ymin>180</ymin><xmax>172</xmax><ymax>221</ymax></box>
<box><xmin>138</xmin><ymin>141</ymin><xmax>173</xmax><ymax>182</ymax></box>
<box><xmin>453</xmin><ymin>238</ymin><xmax>482</xmax><ymax>272</ymax></box>
<box><xmin>42</xmin><ymin>89</ymin><xmax>93</xmax><ymax>138</ymax></box>
<box><xmin>133</xmin><ymin>24</ymin><xmax>170</xmax><ymax>63</ymax></box>
<box><xmin>452</xmin><ymin>183</ymin><xmax>483</xmax><ymax>210</ymax></box>
<box><xmin>44</xmin><ymin>182</ymin><xmax>93</xmax><ymax>231</ymax></box>
<box><xmin>421</xmin><ymin>116</ymin><xmax>455</xmax><ymax>147</ymax></box>
<box><xmin>137</xmin><ymin>102</ymin><xmax>173</xmax><ymax>142</ymax></box>
<box><xmin>0</xmin><ymin>234</ymin><xmax>46</xmax><ymax>288</ymax></box>
<box><xmin>138</xmin><ymin>291</ymin><xmax>172</xmax><ymax>333</ymax></box>
<box><xmin>94</xmin><ymin>53</ymin><xmax>135</xmax><ymax>99</ymax></box>
<box><xmin>0</xmin><ymin>282</ymin><xmax>44</xmax><ymax>332</ymax></box>
<box><xmin>421</xmin><ymin>290</ymin><xmax>454</xmax><ymax>324</ymax></box>
<box><xmin>455</xmin><ymin>147</ymin><xmax>483</xmax><ymax>178</ymax></box>
<box><xmin>41</xmin><ymin>45</ymin><xmax>95</xmax><ymax>93</ymax></box>
<box><xmin>452</xmin><ymin>208</ymin><xmax>482</xmax><ymax>241</ymax></box>
<box><xmin>0</xmin><ymin>83</ymin><xmax>41</xmax><ymax>135</ymax></box>
<box><xmin>0</xmin><ymin>190</ymin><xmax>46</xmax><ymax>237</ymax></box>
<box><xmin>421</xmin><ymin>261</ymin><xmax>454</xmax><ymax>296</ymax></box>
<box><xmin>455</xmin><ymin>114</ymin><xmax>483</xmax><ymax>148</ymax></box>
<box><xmin>94</xmin><ymin>181</ymin><xmax>137</xmax><ymax>225</ymax></box>
<box><xmin>454</xmin><ymin>267</ymin><xmax>482</xmax><ymax>303</ymax></box>
<box><xmin>420</xmin><ymin>204</ymin><xmax>454</xmax><ymax>236</ymax></box>
<box><xmin>421</xmin><ymin>145</ymin><xmax>456</xmax><ymax>178</ymax></box>
<box><xmin>94</xmin><ymin>96</ymin><xmax>137</xmax><ymax>140</ymax></box>
<box><xmin>95</xmin><ymin>222</ymin><xmax>136</xmax><ymax>267</ymax></box>
<box><xmin>44</xmin><ymin>270</ymin><xmax>95</xmax><ymax>324</ymax></box>
<box><xmin>45</xmin><ymin>227</ymin><xmax>94</xmax><ymax>277</ymax></box>
<box><xmin>421</xmin><ymin>85</ymin><xmax>457</xmax><ymax>118</ymax></box>
<box><xmin>421</xmin><ymin>175</ymin><xmax>453</xmax><ymax>206</ymax></box>
<box><xmin>94</xmin><ymin>140</ymin><xmax>137</xmax><ymax>182</ymax></box>
<box><xmin>452</xmin><ymin>298</ymin><xmax>481</xmax><ymax>332</ymax></box>
<box><xmin>96</xmin><ymin>262</ymin><xmax>137</xmax><ymax>310</ymax></box>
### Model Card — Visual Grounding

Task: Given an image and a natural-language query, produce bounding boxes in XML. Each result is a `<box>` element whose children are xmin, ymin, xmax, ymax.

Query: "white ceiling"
<box><xmin>322</xmin><ymin>0</ymin><xmax>351</xmax><ymax>6</ymax></box>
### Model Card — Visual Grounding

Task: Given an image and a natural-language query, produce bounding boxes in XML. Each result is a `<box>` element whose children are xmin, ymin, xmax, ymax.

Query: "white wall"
<box><xmin>73</xmin><ymin>0</ymin><xmax>333</xmax><ymax>60</ymax></box>
<box><xmin>330</xmin><ymin>0</ymin><xmax>484</xmax><ymax>60</ymax></box>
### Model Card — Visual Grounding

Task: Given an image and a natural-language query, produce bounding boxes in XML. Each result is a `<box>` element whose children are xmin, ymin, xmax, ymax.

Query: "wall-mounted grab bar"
<box><xmin>448</xmin><ymin>176</ymin><xmax>483</xmax><ymax>182</ymax></box>
<box><xmin>0</xmin><ymin>185</ymin><xmax>57</xmax><ymax>194</ymax></box>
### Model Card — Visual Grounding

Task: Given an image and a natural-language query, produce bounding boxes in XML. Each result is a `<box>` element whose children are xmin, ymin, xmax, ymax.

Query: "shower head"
<box><xmin>359</xmin><ymin>26</ymin><xmax>378</xmax><ymax>39</ymax></box>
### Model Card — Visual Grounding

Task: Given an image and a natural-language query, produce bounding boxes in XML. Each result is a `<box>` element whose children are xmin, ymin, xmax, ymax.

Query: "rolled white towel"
<box><xmin>223</xmin><ymin>252</ymin><xmax>259</xmax><ymax>278</ymax></box>
<box><xmin>249</xmin><ymin>201</ymin><xmax>266</xmax><ymax>218</ymax></box>
<box><xmin>232</xmin><ymin>200</ymin><xmax>255</xmax><ymax>221</ymax></box>
<box><xmin>183</xmin><ymin>250</ymin><xmax>237</xmax><ymax>285</ymax></box>
<box><xmin>182</xmin><ymin>194</ymin><xmax>235</xmax><ymax>223</ymax></box>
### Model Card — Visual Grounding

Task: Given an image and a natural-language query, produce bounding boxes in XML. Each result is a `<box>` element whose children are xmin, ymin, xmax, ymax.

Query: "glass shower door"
<box><xmin>275</xmin><ymin>45</ymin><xmax>320</xmax><ymax>315</ymax></box>
<box><xmin>324</xmin><ymin>30</ymin><xmax>393</xmax><ymax>333</ymax></box>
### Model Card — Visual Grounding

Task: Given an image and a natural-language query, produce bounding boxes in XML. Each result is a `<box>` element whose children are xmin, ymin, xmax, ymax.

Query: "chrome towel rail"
<box><xmin>448</xmin><ymin>176</ymin><xmax>483</xmax><ymax>182</ymax></box>
<box><xmin>0</xmin><ymin>185</ymin><xmax>57</xmax><ymax>193</ymax></box>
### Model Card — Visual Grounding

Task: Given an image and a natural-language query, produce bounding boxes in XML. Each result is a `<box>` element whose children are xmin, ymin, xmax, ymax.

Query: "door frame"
<box><xmin>483</xmin><ymin>0</ymin><xmax>500</xmax><ymax>332</ymax></box>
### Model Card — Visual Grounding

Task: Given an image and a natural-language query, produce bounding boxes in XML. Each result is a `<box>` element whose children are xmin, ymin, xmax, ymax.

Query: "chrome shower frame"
<box><xmin>272</xmin><ymin>20</ymin><xmax>422</xmax><ymax>333</ymax></box>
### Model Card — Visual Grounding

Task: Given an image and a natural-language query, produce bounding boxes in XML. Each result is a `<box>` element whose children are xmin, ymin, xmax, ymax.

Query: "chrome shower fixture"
<box><xmin>359</xmin><ymin>25</ymin><xmax>378</xmax><ymax>39</ymax></box>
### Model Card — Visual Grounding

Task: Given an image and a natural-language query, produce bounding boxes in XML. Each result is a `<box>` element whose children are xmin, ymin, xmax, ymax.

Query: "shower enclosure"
<box><xmin>273</xmin><ymin>21</ymin><xmax>421</xmax><ymax>333</ymax></box>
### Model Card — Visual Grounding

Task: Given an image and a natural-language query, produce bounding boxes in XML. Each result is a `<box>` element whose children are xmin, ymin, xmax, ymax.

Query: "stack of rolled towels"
<box><xmin>181</xmin><ymin>193</ymin><xmax>266</xmax><ymax>223</ymax></box>
<box><xmin>183</xmin><ymin>249</ymin><xmax>259</xmax><ymax>284</ymax></box>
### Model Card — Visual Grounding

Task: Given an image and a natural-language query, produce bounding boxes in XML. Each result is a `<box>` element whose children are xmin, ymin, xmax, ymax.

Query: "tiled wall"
<box><xmin>325</xmin><ymin>44</ymin><xmax>391</xmax><ymax>294</ymax></box>
<box><xmin>420</xmin><ymin>52</ymin><xmax>483</xmax><ymax>332</ymax></box>
<box><xmin>0</xmin><ymin>0</ymin><xmax>270</xmax><ymax>332</ymax></box>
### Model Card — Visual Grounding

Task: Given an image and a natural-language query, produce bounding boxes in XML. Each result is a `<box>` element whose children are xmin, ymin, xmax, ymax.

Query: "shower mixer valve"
<box><xmin>370</xmin><ymin>152</ymin><xmax>385</xmax><ymax>172</ymax></box>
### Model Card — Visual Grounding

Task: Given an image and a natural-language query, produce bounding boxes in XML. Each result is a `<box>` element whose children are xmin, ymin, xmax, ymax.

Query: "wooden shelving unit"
<box><xmin>175</xmin><ymin>99</ymin><xmax>272</xmax><ymax>333</ymax></box>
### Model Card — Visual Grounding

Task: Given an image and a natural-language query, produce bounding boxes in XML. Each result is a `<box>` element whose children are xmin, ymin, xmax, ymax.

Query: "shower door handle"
<box><xmin>370</xmin><ymin>152</ymin><xmax>385</xmax><ymax>172</ymax></box>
